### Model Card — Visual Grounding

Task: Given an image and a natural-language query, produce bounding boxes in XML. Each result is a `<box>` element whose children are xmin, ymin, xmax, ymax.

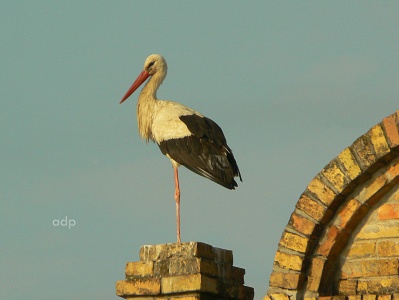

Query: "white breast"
<box><xmin>152</xmin><ymin>100</ymin><xmax>202</xmax><ymax>143</ymax></box>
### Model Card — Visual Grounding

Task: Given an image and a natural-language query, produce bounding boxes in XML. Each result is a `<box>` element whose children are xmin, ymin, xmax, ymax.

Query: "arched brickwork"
<box><xmin>265</xmin><ymin>110</ymin><xmax>399</xmax><ymax>300</ymax></box>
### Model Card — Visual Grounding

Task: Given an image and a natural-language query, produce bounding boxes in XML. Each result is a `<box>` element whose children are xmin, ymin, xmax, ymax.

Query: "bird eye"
<box><xmin>148</xmin><ymin>61</ymin><xmax>155</xmax><ymax>68</ymax></box>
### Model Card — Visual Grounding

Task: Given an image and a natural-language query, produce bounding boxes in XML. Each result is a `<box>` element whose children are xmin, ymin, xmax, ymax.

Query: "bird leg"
<box><xmin>173</xmin><ymin>165</ymin><xmax>181</xmax><ymax>244</ymax></box>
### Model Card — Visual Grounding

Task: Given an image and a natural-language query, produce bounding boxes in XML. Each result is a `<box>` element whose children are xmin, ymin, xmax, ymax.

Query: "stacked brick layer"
<box><xmin>116</xmin><ymin>242</ymin><xmax>254</xmax><ymax>300</ymax></box>
<box><xmin>265</xmin><ymin>110</ymin><xmax>399</xmax><ymax>300</ymax></box>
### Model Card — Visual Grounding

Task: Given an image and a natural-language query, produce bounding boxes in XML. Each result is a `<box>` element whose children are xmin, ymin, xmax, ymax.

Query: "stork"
<box><xmin>120</xmin><ymin>54</ymin><xmax>242</xmax><ymax>243</ymax></box>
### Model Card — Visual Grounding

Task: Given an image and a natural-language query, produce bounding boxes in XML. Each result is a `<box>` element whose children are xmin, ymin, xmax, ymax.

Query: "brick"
<box><xmin>357</xmin><ymin>224</ymin><xmax>399</xmax><ymax>239</ymax></box>
<box><xmin>357</xmin><ymin>173</ymin><xmax>388</xmax><ymax>204</ymax></box>
<box><xmin>274</xmin><ymin>251</ymin><xmax>303</xmax><ymax>271</ymax></box>
<box><xmin>352</xmin><ymin>136</ymin><xmax>376</xmax><ymax>169</ymax></box>
<box><xmin>269</xmin><ymin>293</ymin><xmax>290</xmax><ymax>300</ymax></box>
<box><xmin>364</xmin><ymin>277</ymin><xmax>399</xmax><ymax>294</ymax></box>
<box><xmin>362</xmin><ymin>295</ymin><xmax>376</xmax><ymax>300</ymax></box>
<box><xmin>317</xmin><ymin>225</ymin><xmax>348</xmax><ymax>257</ymax></box>
<box><xmin>337</xmin><ymin>198</ymin><xmax>361</xmax><ymax>229</ymax></box>
<box><xmin>347</xmin><ymin>242</ymin><xmax>376</xmax><ymax>259</ymax></box>
<box><xmin>377</xmin><ymin>295</ymin><xmax>392</xmax><ymax>300</ymax></box>
<box><xmin>338</xmin><ymin>279</ymin><xmax>357</xmax><ymax>295</ymax></box>
<box><xmin>383</xmin><ymin>112</ymin><xmax>399</xmax><ymax>147</ymax></box>
<box><xmin>213</xmin><ymin>247</ymin><xmax>233</xmax><ymax>264</ymax></box>
<box><xmin>369</xmin><ymin>124</ymin><xmax>390</xmax><ymax>157</ymax></box>
<box><xmin>125</xmin><ymin>261</ymin><xmax>153</xmax><ymax>278</ymax></box>
<box><xmin>341</xmin><ymin>258</ymin><xmax>399</xmax><ymax>279</ymax></box>
<box><xmin>307</xmin><ymin>177</ymin><xmax>336</xmax><ymax>206</ymax></box>
<box><xmin>387</xmin><ymin>159</ymin><xmax>399</xmax><ymax>180</ymax></box>
<box><xmin>347</xmin><ymin>295</ymin><xmax>362</xmax><ymax>300</ymax></box>
<box><xmin>161</xmin><ymin>273</ymin><xmax>218</xmax><ymax>294</ymax></box>
<box><xmin>238</xmin><ymin>286</ymin><xmax>254</xmax><ymax>300</ymax></box>
<box><xmin>378</xmin><ymin>204</ymin><xmax>399</xmax><ymax>220</ymax></box>
<box><xmin>338</xmin><ymin>148</ymin><xmax>362</xmax><ymax>180</ymax></box>
<box><xmin>322</xmin><ymin>160</ymin><xmax>348</xmax><ymax>193</ymax></box>
<box><xmin>116</xmin><ymin>278</ymin><xmax>161</xmax><ymax>296</ymax></box>
<box><xmin>306</xmin><ymin>257</ymin><xmax>325</xmax><ymax>292</ymax></box>
<box><xmin>289</xmin><ymin>212</ymin><xmax>316</xmax><ymax>236</ymax></box>
<box><xmin>279</xmin><ymin>231</ymin><xmax>308</xmax><ymax>253</ymax></box>
<box><xmin>269</xmin><ymin>272</ymin><xmax>303</xmax><ymax>290</ymax></box>
<box><xmin>193</xmin><ymin>242</ymin><xmax>215</xmax><ymax>260</ymax></box>
<box><xmin>378</xmin><ymin>240</ymin><xmax>399</xmax><ymax>257</ymax></box>
<box><xmin>297</xmin><ymin>194</ymin><xmax>326</xmax><ymax>221</ymax></box>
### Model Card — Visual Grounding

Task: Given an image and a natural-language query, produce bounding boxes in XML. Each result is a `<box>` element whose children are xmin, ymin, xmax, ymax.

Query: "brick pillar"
<box><xmin>116</xmin><ymin>242</ymin><xmax>254</xmax><ymax>300</ymax></box>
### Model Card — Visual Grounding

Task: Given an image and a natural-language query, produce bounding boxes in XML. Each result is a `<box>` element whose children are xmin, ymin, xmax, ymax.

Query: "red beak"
<box><xmin>120</xmin><ymin>70</ymin><xmax>150</xmax><ymax>104</ymax></box>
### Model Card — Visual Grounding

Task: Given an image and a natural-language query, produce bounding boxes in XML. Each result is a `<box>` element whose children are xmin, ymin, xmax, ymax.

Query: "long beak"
<box><xmin>120</xmin><ymin>70</ymin><xmax>150</xmax><ymax>104</ymax></box>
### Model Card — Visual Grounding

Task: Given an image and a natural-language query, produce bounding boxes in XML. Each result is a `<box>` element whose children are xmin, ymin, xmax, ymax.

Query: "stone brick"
<box><xmin>269</xmin><ymin>272</ymin><xmax>303</xmax><ymax>290</ymax></box>
<box><xmin>359</xmin><ymin>277</ymin><xmax>399</xmax><ymax>294</ymax></box>
<box><xmin>378</xmin><ymin>204</ymin><xmax>399</xmax><ymax>220</ymax></box>
<box><xmin>116</xmin><ymin>278</ymin><xmax>161</xmax><ymax>296</ymax></box>
<box><xmin>307</xmin><ymin>177</ymin><xmax>336</xmax><ymax>206</ymax></box>
<box><xmin>387</xmin><ymin>160</ymin><xmax>399</xmax><ymax>180</ymax></box>
<box><xmin>296</xmin><ymin>194</ymin><xmax>326</xmax><ymax>222</ymax></box>
<box><xmin>378</xmin><ymin>240</ymin><xmax>399</xmax><ymax>257</ymax></box>
<box><xmin>306</xmin><ymin>257</ymin><xmax>325</xmax><ymax>292</ymax></box>
<box><xmin>357</xmin><ymin>224</ymin><xmax>399</xmax><ymax>240</ymax></box>
<box><xmin>338</xmin><ymin>148</ymin><xmax>362</xmax><ymax>180</ymax></box>
<box><xmin>317</xmin><ymin>225</ymin><xmax>348</xmax><ymax>258</ymax></box>
<box><xmin>377</xmin><ymin>295</ymin><xmax>392</xmax><ymax>300</ymax></box>
<box><xmin>341</xmin><ymin>258</ymin><xmax>399</xmax><ymax>279</ymax></box>
<box><xmin>274</xmin><ymin>251</ymin><xmax>303</xmax><ymax>271</ymax></box>
<box><xmin>322</xmin><ymin>160</ymin><xmax>348</xmax><ymax>193</ymax></box>
<box><xmin>369</xmin><ymin>125</ymin><xmax>390</xmax><ymax>158</ymax></box>
<box><xmin>289</xmin><ymin>212</ymin><xmax>316</xmax><ymax>236</ymax></box>
<box><xmin>279</xmin><ymin>231</ymin><xmax>308</xmax><ymax>253</ymax></box>
<box><xmin>362</xmin><ymin>295</ymin><xmax>376</xmax><ymax>300</ymax></box>
<box><xmin>357</xmin><ymin>173</ymin><xmax>388</xmax><ymax>204</ymax></box>
<box><xmin>161</xmin><ymin>274</ymin><xmax>218</xmax><ymax>294</ymax></box>
<box><xmin>213</xmin><ymin>247</ymin><xmax>233</xmax><ymax>264</ymax></box>
<box><xmin>336</xmin><ymin>198</ymin><xmax>361</xmax><ymax>229</ymax></box>
<box><xmin>347</xmin><ymin>295</ymin><xmax>362</xmax><ymax>300</ymax></box>
<box><xmin>347</xmin><ymin>242</ymin><xmax>376</xmax><ymax>259</ymax></box>
<box><xmin>269</xmin><ymin>293</ymin><xmax>290</xmax><ymax>300</ymax></box>
<box><xmin>125</xmin><ymin>261</ymin><xmax>153</xmax><ymax>278</ymax></box>
<box><xmin>193</xmin><ymin>242</ymin><xmax>215</xmax><ymax>261</ymax></box>
<box><xmin>383</xmin><ymin>112</ymin><xmax>399</xmax><ymax>147</ymax></box>
<box><xmin>352</xmin><ymin>136</ymin><xmax>376</xmax><ymax>169</ymax></box>
<box><xmin>338</xmin><ymin>279</ymin><xmax>357</xmax><ymax>295</ymax></box>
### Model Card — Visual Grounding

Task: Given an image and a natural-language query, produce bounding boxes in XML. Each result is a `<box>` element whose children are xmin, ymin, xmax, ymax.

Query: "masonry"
<box><xmin>116</xmin><ymin>110</ymin><xmax>399</xmax><ymax>300</ymax></box>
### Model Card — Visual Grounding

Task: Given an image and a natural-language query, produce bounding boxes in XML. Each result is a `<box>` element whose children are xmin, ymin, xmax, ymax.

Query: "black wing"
<box><xmin>158</xmin><ymin>114</ymin><xmax>242</xmax><ymax>189</ymax></box>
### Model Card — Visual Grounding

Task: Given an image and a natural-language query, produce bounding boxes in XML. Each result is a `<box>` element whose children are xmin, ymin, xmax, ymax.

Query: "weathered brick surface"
<box><xmin>347</xmin><ymin>242</ymin><xmax>376</xmax><ymax>259</ymax></box>
<box><xmin>378</xmin><ymin>204</ymin><xmax>399</xmax><ymax>220</ymax></box>
<box><xmin>279</xmin><ymin>231</ymin><xmax>308</xmax><ymax>253</ymax></box>
<box><xmin>322</xmin><ymin>160</ymin><xmax>349</xmax><ymax>193</ymax></box>
<box><xmin>369</xmin><ymin>125</ymin><xmax>390</xmax><ymax>158</ymax></box>
<box><xmin>274</xmin><ymin>251</ymin><xmax>303</xmax><ymax>271</ymax></box>
<box><xmin>289</xmin><ymin>212</ymin><xmax>316</xmax><ymax>236</ymax></box>
<box><xmin>307</xmin><ymin>177</ymin><xmax>336</xmax><ymax>206</ymax></box>
<box><xmin>269</xmin><ymin>272</ymin><xmax>303</xmax><ymax>290</ymax></box>
<box><xmin>341</xmin><ymin>259</ymin><xmax>399</xmax><ymax>279</ymax></box>
<box><xmin>383</xmin><ymin>112</ymin><xmax>399</xmax><ymax>147</ymax></box>
<box><xmin>117</xmin><ymin>242</ymin><xmax>253</xmax><ymax>299</ymax></box>
<box><xmin>338</xmin><ymin>148</ymin><xmax>362</xmax><ymax>180</ymax></box>
<box><xmin>297</xmin><ymin>194</ymin><xmax>327</xmax><ymax>222</ymax></box>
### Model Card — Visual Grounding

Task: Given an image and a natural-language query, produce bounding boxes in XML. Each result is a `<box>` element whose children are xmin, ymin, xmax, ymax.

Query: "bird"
<box><xmin>120</xmin><ymin>54</ymin><xmax>242</xmax><ymax>244</ymax></box>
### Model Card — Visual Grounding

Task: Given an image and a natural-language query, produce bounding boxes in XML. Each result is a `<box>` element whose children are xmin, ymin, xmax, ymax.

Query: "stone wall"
<box><xmin>116</xmin><ymin>242</ymin><xmax>254</xmax><ymax>299</ymax></box>
<box><xmin>265</xmin><ymin>110</ymin><xmax>399</xmax><ymax>300</ymax></box>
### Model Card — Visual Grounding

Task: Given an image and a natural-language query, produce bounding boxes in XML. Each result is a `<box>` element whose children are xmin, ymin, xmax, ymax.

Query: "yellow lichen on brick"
<box><xmin>125</xmin><ymin>261</ymin><xmax>154</xmax><ymax>277</ymax></box>
<box><xmin>307</xmin><ymin>177</ymin><xmax>336</xmax><ymax>206</ymax></box>
<box><xmin>116</xmin><ymin>278</ymin><xmax>161</xmax><ymax>296</ymax></box>
<box><xmin>274</xmin><ymin>251</ymin><xmax>303</xmax><ymax>271</ymax></box>
<box><xmin>161</xmin><ymin>274</ymin><xmax>218</xmax><ymax>294</ymax></box>
<box><xmin>322</xmin><ymin>160</ymin><xmax>347</xmax><ymax>193</ymax></box>
<box><xmin>279</xmin><ymin>231</ymin><xmax>308</xmax><ymax>253</ymax></box>
<box><xmin>369</xmin><ymin>125</ymin><xmax>390</xmax><ymax>157</ymax></box>
<box><xmin>338</xmin><ymin>148</ymin><xmax>361</xmax><ymax>180</ymax></box>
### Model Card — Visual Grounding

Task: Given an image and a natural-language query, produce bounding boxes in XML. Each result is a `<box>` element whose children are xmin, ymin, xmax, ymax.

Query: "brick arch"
<box><xmin>266</xmin><ymin>111</ymin><xmax>399</xmax><ymax>300</ymax></box>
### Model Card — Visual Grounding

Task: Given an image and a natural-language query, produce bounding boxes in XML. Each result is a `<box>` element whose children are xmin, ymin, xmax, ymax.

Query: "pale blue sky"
<box><xmin>2</xmin><ymin>1</ymin><xmax>399</xmax><ymax>299</ymax></box>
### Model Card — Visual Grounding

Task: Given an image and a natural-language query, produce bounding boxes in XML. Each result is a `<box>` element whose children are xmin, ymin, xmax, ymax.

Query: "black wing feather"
<box><xmin>158</xmin><ymin>114</ymin><xmax>242</xmax><ymax>189</ymax></box>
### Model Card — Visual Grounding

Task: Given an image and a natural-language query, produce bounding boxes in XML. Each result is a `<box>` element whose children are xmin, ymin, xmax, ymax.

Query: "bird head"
<box><xmin>120</xmin><ymin>54</ymin><xmax>167</xmax><ymax>104</ymax></box>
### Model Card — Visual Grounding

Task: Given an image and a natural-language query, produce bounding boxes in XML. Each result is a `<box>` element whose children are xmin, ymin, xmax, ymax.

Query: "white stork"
<box><xmin>120</xmin><ymin>54</ymin><xmax>242</xmax><ymax>243</ymax></box>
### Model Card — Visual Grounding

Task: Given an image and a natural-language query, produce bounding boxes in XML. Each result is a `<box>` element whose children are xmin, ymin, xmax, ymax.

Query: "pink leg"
<box><xmin>173</xmin><ymin>165</ymin><xmax>181</xmax><ymax>244</ymax></box>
